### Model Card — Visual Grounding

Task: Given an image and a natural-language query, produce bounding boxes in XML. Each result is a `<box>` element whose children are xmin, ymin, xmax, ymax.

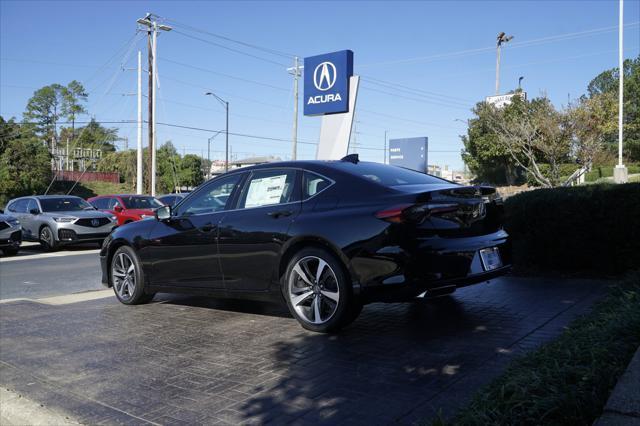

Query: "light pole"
<box><xmin>518</xmin><ymin>76</ymin><xmax>524</xmax><ymax>90</ymax></box>
<box><xmin>614</xmin><ymin>0</ymin><xmax>628</xmax><ymax>183</ymax></box>
<box><xmin>207</xmin><ymin>131</ymin><xmax>223</xmax><ymax>179</ymax></box>
<box><xmin>495</xmin><ymin>32</ymin><xmax>514</xmax><ymax>95</ymax></box>
<box><xmin>205</xmin><ymin>92</ymin><xmax>229</xmax><ymax>172</ymax></box>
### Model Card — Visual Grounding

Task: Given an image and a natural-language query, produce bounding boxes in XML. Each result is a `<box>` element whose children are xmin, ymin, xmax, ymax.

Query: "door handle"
<box><xmin>200</xmin><ymin>223</ymin><xmax>216</xmax><ymax>232</ymax></box>
<box><xmin>267</xmin><ymin>210</ymin><xmax>292</xmax><ymax>218</ymax></box>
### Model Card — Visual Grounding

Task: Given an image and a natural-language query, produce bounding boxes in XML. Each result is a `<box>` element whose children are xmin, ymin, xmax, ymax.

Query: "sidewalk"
<box><xmin>595</xmin><ymin>346</ymin><xmax>640</xmax><ymax>425</ymax></box>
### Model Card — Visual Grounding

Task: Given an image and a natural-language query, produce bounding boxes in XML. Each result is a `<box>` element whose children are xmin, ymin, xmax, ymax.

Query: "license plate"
<box><xmin>479</xmin><ymin>247</ymin><xmax>502</xmax><ymax>271</ymax></box>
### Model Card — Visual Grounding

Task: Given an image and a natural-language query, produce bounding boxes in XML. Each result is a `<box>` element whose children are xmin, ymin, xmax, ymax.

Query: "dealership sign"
<box><xmin>389</xmin><ymin>137</ymin><xmax>428</xmax><ymax>173</ymax></box>
<box><xmin>304</xmin><ymin>50</ymin><xmax>354</xmax><ymax>116</ymax></box>
<box><xmin>485</xmin><ymin>92</ymin><xmax>527</xmax><ymax>109</ymax></box>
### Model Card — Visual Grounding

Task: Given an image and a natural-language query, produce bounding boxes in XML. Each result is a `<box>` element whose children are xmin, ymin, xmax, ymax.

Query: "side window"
<box><xmin>107</xmin><ymin>198</ymin><xmax>120</xmax><ymax>210</ymax></box>
<box><xmin>91</xmin><ymin>198</ymin><xmax>105</xmax><ymax>209</ymax></box>
<box><xmin>26</xmin><ymin>199</ymin><xmax>39</xmax><ymax>213</ymax></box>
<box><xmin>238</xmin><ymin>169</ymin><xmax>298</xmax><ymax>209</ymax></box>
<box><xmin>303</xmin><ymin>171</ymin><xmax>332</xmax><ymax>200</ymax></box>
<box><xmin>8</xmin><ymin>199</ymin><xmax>27</xmax><ymax>213</ymax></box>
<box><xmin>177</xmin><ymin>174</ymin><xmax>242</xmax><ymax>216</ymax></box>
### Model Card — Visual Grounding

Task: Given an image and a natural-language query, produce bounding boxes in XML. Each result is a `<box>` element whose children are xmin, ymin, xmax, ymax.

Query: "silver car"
<box><xmin>4</xmin><ymin>196</ymin><xmax>117</xmax><ymax>251</ymax></box>
<box><xmin>0</xmin><ymin>213</ymin><xmax>22</xmax><ymax>256</ymax></box>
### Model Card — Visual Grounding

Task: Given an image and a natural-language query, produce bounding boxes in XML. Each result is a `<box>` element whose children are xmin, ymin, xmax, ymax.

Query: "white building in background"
<box><xmin>209</xmin><ymin>156</ymin><xmax>282</xmax><ymax>178</ymax></box>
<box><xmin>428</xmin><ymin>164</ymin><xmax>469</xmax><ymax>184</ymax></box>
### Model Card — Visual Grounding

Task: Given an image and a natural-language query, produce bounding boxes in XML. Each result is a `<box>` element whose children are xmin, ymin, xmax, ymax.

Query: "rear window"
<box><xmin>344</xmin><ymin>162</ymin><xmax>445</xmax><ymax>186</ymax></box>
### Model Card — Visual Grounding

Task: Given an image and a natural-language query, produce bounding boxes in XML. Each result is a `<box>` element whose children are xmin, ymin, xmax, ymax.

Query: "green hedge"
<box><xmin>447</xmin><ymin>271</ymin><xmax>640</xmax><ymax>425</ymax></box>
<box><xmin>504</xmin><ymin>183</ymin><xmax>640</xmax><ymax>274</ymax></box>
<box><xmin>586</xmin><ymin>163</ymin><xmax>640</xmax><ymax>182</ymax></box>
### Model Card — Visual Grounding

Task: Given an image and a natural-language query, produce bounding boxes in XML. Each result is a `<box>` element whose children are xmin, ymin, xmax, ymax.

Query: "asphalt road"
<box><xmin>0</xmin><ymin>243</ymin><xmax>103</xmax><ymax>300</ymax></box>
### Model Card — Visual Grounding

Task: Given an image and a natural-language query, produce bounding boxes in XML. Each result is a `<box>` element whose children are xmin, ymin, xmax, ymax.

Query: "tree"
<box><xmin>586</xmin><ymin>55</ymin><xmax>640</xmax><ymax>161</ymax></box>
<box><xmin>0</xmin><ymin>116</ymin><xmax>21</xmax><ymax>155</ymax></box>
<box><xmin>483</xmin><ymin>96</ymin><xmax>604</xmax><ymax>187</ymax></box>
<box><xmin>461</xmin><ymin>102</ymin><xmax>521</xmax><ymax>185</ymax></box>
<box><xmin>23</xmin><ymin>84</ymin><xmax>66</xmax><ymax>147</ymax></box>
<box><xmin>179</xmin><ymin>154</ymin><xmax>204</xmax><ymax>188</ymax></box>
<box><xmin>0</xmin><ymin>120</ymin><xmax>52</xmax><ymax>206</ymax></box>
<box><xmin>62</xmin><ymin>80</ymin><xmax>88</xmax><ymax>136</ymax></box>
<box><xmin>97</xmin><ymin>149</ymin><xmax>138</xmax><ymax>188</ymax></box>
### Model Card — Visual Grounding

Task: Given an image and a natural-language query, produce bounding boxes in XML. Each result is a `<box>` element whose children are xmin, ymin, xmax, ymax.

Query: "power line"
<box><xmin>160</xmin><ymin>58</ymin><xmax>289</xmax><ymax>92</ymax></box>
<box><xmin>360</xmin><ymin>21</ymin><xmax>640</xmax><ymax>68</ymax></box>
<box><xmin>172</xmin><ymin>30</ymin><xmax>288</xmax><ymax>67</ymax></box>
<box><xmin>162</xmin><ymin>18</ymin><xmax>295</xmax><ymax>59</ymax></box>
<box><xmin>360</xmin><ymin>84</ymin><xmax>471</xmax><ymax>110</ymax></box>
<box><xmin>361</xmin><ymin>75</ymin><xmax>475</xmax><ymax>104</ymax></box>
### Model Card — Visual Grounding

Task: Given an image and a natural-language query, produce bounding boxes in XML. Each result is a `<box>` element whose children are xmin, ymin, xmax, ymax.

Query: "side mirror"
<box><xmin>29</xmin><ymin>208</ymin><xmax>39</xmax><ymax>215</ymax></box>
<box><xmin>114</xmin><ymin>205</ymin><xmax>123</xmax><ymax>212</ymax></box>
<box><xmin>156</xmin><ymin>205</ymin><xmax>171</xmax><ymax>221</ymax></box>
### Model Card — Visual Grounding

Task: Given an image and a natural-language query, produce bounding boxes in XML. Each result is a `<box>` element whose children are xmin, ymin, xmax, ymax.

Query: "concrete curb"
<box><xmin>594</xmin><ymin>346</ymin><xmax>640</xmax><ymax>425</ymax></box>
<box><xmin>0</xmin><ymin>387</ymin><xmax>79</xmax><ymax>425</ymax></box>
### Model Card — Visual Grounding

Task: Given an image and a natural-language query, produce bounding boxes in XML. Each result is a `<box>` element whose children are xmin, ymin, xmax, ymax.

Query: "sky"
<box><xmin>1</xmin><ymin>0</ymin><xmax>639</xmax><ymax>170</ymax></box>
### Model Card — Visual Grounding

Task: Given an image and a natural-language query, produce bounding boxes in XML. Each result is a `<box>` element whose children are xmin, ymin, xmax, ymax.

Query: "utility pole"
<box><xmin>384</xmin><ymin>130</ymin><xmax>388</xmax><ymax>164</ymax></box>
<box><xmin>287</xmin><ymin>57</ymin><xmax>302</xmax><ymax>160</ymax></box>
<box><xmin>495</xmin><ymin>32</ymin><xmax>513</xmax><ymax>95</ymax></box>
<box><xmin>136</xmin><ymin>50</ymin><xmax>143</xmax><ymax>194</ymax></box>
<box><xmin>614</xmin><ymin>0</ymin><xmax>628</xmax><ymax>183</ymax></box>
<box><xmin>137</xmin><ymin>13</ymin><xmax>171</xmax><ymax>195</ymax></box>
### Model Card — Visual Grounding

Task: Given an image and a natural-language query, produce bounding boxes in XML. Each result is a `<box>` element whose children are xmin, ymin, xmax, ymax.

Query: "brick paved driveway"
<box><xmin>0</xmin><ymin>276</ymin><xmax>606</xmax><ymax>425</ymax></box>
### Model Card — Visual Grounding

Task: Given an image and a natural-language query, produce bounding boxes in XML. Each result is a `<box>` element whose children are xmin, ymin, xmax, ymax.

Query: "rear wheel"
<box><xmin>110</xmin><ymin>246</ymin><xmax>154</xmax><ymax>305</ymax></box>
<box><xmin>39</xmin><ymin>226</ymin><xmax>58</xmax><ymax>251</ymax></box>
<box><xmin>283</xmin><ymin>247</ymin><xmax>361</xmax><ymax>333</ymax></box>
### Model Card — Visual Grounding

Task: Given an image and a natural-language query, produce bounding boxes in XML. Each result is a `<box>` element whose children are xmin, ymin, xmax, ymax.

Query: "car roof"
<box><xmin>221</xmin><ymin>159</ymin><xmax>378</xmax><ymax>176</ymax></box>
<box><xmin>31</xmin><ymin>195</ymin><xmax>83</xmax><ymax>200</ymax></box>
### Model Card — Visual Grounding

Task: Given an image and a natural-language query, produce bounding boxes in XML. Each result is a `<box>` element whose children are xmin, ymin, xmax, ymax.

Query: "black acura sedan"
<box><xmin>100</xmin><ymin>156</ymin><xmax>510</xmax><ymax>332</ymax></box>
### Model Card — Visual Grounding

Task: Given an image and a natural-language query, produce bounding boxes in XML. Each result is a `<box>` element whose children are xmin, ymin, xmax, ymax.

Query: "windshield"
<box><xmin>121</xmin><ymin>196</ymin><xmax>163</xmax><ymax>210</ymax></box>
<box><xmin>40</xmin><ymin>198</ymin><xmax>93</xmax><ymax>212</ymax></box>
<box><xmin>345</xmin><ymin>163</ymin><xmax>447</xmax><ymax>186</ymax></box>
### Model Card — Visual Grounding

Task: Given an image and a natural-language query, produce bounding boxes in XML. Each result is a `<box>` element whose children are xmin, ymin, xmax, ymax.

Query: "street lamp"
<box><xmin>207</xmin><ymin>131</ymin><xmax>223</xmax><ymax>179</ymax></box>
<box><xmin>495</xmin><ymin>32</ymin><xmax>514</xmax><ymax>95</ymax></box>
<box><xmin>518</xmin><ymin>76</ymin><xmax>524</xmax><ymax>90</ymax></box>
<box><xmin>205</xmin><ymin>92</ymin><xmax>229</xmax><ymax>172</ymax></box>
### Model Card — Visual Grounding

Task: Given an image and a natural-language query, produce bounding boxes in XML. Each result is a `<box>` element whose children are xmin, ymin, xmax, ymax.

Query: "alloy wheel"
<box><xmin>112</xmin><ymin>252</ymin><xmax>136</xmax><ymax>301</ymax></box>
<box><xmin>40</xmin><ymin>227</ymin><xmax>52</xmax><ymax>247</ymax></box>
<box><xmin>288</xmin><ymin>256</ymin><xmax>340</xmax><ymax>324</ymax></box>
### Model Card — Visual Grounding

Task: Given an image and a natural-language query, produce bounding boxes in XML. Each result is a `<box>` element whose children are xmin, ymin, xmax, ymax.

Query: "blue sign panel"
<box><xmin>388</xmin><ymin>137</ymin><xmax>428</xmax><ymax>173</ymax></box>
<box><xmin>304</xmin><ymin>50</ymin><xmax>353</xmax><ymax>116</ymax></box>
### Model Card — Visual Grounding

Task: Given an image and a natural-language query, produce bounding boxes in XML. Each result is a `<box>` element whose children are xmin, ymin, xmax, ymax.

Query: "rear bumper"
<box><xmin>354</xmin><ymin>229</ymin><xmax>511</xmax><ymax>303</ymax></box>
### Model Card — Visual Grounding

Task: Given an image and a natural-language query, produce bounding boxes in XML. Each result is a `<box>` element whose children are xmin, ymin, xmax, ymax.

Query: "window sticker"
<box><xmin>245</xmin><ymin>175</ymin><xmax>287</xmax><ymax>208</ymax></box>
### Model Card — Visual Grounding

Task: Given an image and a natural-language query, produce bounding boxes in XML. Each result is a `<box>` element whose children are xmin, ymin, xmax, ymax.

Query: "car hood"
<box><xmin>43</xmin><ymin>210</ymin><xmax>114</xmax><ymax>219</ymax></box>
<box><xmin>0</xmin><ymin>213</ymin><xmax>18</xmax><ymax>222</ymax></box>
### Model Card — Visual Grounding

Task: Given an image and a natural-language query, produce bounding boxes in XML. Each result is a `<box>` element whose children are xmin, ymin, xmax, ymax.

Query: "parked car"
<box><xmin>157</xmin><ymin>193</ymin><xmax>188</xmax><ymax>207</ymax></box>
<box><xmin>0</xmin><ymin>213</ymin><xmax>22</xmax><ymax>256</ymax></box>
<box><xmin>87</xmin><ymin>194</ymin><xmax>164</xmax><ymax>226</ymax></box>
<box><xmin>5</xmin><ymin>196</ymin><xmax>117</xmax><ymax>251</ymax></box>
<box><xmin>100</xmin><ymin>156</ymin><xmax>511</xmax><ymax>332</ymax></box>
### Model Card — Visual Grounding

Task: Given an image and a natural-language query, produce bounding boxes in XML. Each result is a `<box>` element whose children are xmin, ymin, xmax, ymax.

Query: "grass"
<box><xmin>440</xmin><ymin>271</ymin><xmax>640</xmax><ymax>426</ymax></box>
<box><xmin>48</xmin><ymin>180</ymin><xmax>134</xmax><ymax>199</ymax></box>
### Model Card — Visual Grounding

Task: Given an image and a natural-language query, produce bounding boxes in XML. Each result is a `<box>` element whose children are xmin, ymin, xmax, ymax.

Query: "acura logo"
<box><xmin>313</xmin><ymin>61</ymin><xmax>337</xmax><ymax>91</ymax></box>
<box><xmin>91</xmin><ymin>218</ymin><xmax>100</xmax><ymax>227</ymax></box>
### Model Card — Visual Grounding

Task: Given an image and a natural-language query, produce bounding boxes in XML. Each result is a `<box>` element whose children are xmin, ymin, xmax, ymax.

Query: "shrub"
<box><xmin>586</xmin><ymin>163</ymin><xmax>640</xmax><ymax>182</ymax></box>
<box><xmin>504</xmin><ymin>183</ymin><xmax>640</xmax><ymax>274</ymax></box>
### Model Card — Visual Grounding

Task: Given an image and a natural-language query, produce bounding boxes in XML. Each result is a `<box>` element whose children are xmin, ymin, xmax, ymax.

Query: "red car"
<box><xmin>87</xmin><ymin>194</ymin><xmax>164</xmax><ymax>226</ymax></box>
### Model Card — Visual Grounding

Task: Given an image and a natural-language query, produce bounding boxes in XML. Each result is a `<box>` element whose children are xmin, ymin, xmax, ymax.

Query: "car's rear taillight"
<box><xmin>375</xmin><ymin>203</ymin><xmax>458</xmax><ymax>224</ymax></box>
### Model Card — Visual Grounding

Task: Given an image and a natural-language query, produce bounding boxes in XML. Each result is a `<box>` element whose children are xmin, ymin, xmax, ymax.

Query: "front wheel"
<box><xmin>110</xmin><ymin>245</ymin><xmax>154</xmax><ymax>305</ymax></box>
<box><xmin>283</xmin><ymin>247</ymin><xmax>361</xmax><ymax>333</ymax></box>
<box><xmin>39</xmin><ymin>226</ymin><xmax>58</xmax><ymax>251</ymax></box>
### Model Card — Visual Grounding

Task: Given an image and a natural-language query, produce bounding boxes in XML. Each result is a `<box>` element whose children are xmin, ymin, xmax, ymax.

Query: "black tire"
<box><xmin>282</xmin><ymin>247</ymin><xmax>360</xmax><ymax>333</ymax></box>
<box><xmin>2</xmin><ymin>247</ymin><xmax>19</xmax><ymax>256</ymax></box>
<box><xmin>110</xmin><ymin>245</ymin><xmax>154</xmax><ymax>305</ymax></box>
<box><xmin>39</xmin><ymin>226</ymin><xmax>58</xmax><ymax>251</ymax></box>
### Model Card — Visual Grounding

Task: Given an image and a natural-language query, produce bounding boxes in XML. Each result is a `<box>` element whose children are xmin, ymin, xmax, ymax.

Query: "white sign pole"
<box><xmin>316</xmin><ymin>75</ymin><xmax>360</xmax><ymax>160</ymax></box>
